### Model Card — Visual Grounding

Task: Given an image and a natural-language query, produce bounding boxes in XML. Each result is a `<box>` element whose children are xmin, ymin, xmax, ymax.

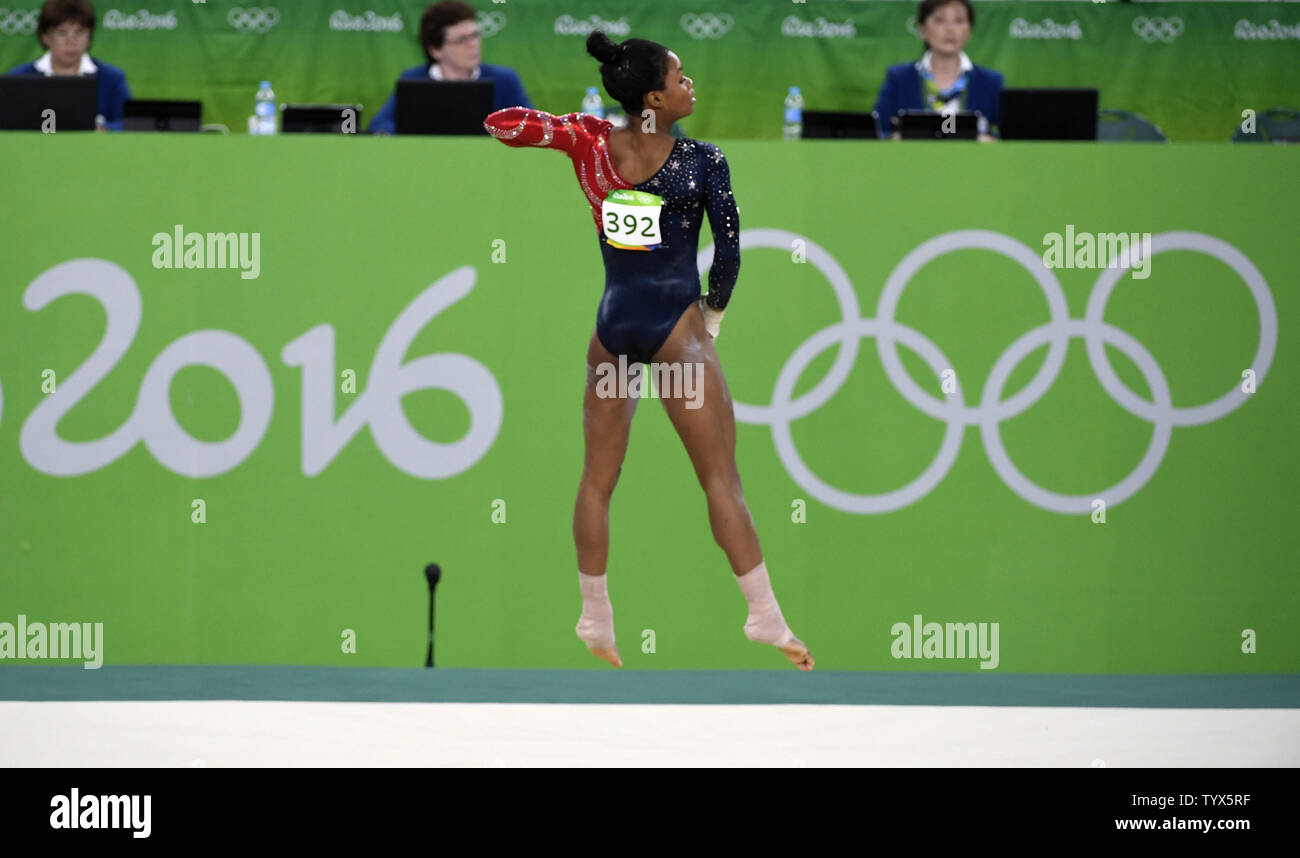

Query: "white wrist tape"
<box><xmin>699</xmin><ymin>299</ymin><xmax>725</xmax><ymax>339</ymax></box>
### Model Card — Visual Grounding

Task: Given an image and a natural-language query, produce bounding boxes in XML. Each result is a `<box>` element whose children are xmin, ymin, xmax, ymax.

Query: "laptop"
<box><xmin>0</xmin><ymin>75</ymin><xmax>97</xmax><ymax>130</ymax></box>
<box><xmin>801</xmin><ymin>110</ymin><xmax>879</xmax><ymax>140</ymax></box>
<box><xmin>123</xmin><ymin>99</ymin><xmax>201</xmax><ymax>132</ymax></box>
<box><xmin>395</xmin><ymin>80</ymin><xmax>494</xmax><ymax>135</ymax></box>
<box><xmin>1000</xmin><ymin>88</ymin><xmax>1098</xmax><ymax>140</ymax></box>
<box><xmin>282</xmin><ymin>104</ymin><xmax>363</xmax><ymax>134</ymax></box>
<box><xmin>897</xmin><ymin>110</ymin><xmax>980</xmax><ymax>140</ymax></box>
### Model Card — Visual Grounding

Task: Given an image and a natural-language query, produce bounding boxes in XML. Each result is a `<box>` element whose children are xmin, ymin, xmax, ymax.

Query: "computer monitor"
<box><xmin>395</xmin><ymin>80</ymin><xmax>494</xmax><ymax>135</ymax></box>
<box><xmin>282</xmin><ymin>104</ymin><xmax>363</xmax><ymax>134</ymax></box>
<box><xmin>999</xmin><ymin>88</ymin><xmax>1099</xmax><ymax>141</ymax></box>
<box><xmin>896</xmin><ymin>110</ymin><xmax>980</xmax><ymax>140</ymax></box>
<box><xmin>801</xmin><ymin>110</ymin><xmax>879</xmax><ymax>140</ymax></box>
<box><xmin>123</xmin><ymin>99</ymin><xmax>201</xmax><ymax>132</ymax></box>
<box><xmin>0</xmin><ymin>75</ymin><xmax>97</xmax><ymax>131</ymax></box>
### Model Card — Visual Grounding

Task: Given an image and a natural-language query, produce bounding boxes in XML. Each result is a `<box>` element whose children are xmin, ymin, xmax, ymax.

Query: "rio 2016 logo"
<box><xmin>7</xmin><ymin>260</ymin><xmax>502</xmax><ymax>480</ymax></box>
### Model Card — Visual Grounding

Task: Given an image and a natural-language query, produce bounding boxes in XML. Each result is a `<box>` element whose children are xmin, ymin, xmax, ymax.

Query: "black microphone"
<box><xmin>424</xmin><ymin>563</ymin><xmax>441</xmax><ymax>668</ymax></box>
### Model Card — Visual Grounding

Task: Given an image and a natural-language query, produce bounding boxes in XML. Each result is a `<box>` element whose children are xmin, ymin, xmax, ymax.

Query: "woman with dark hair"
<box><xmin>872</xmin><ymin>0</ymin><xmax>1003</xmax><ymax>139</ymax></box>
<box><xmin>367</xmin><ymin>0</ymin><xmax>530</xmax><ymax>134</ymax></box>
<box><xmin>5</xmin><ymin>0</ymin><xmax>131</xmax><ymax>130</ymax></box>
<box><xmin>484</xmin><ymin>31</ymin><xmax>813</xmax><ymax>671</ymax></box>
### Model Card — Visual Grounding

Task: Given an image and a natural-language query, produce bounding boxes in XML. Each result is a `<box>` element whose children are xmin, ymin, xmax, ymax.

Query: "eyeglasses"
<box><xmin>49</xmin><ymin>27</ymin><xmax>90</xmax><ymax>43</ymax></box>
<box><xmin>444</xmin><ymin>28</ymin><xmax>482</xmax><ymax>46</ymax></box>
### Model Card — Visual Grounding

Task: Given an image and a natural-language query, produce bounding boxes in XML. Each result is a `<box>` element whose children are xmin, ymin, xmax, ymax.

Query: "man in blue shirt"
<box><xmin>6</xmin><ymin>0</ymin><xmax>131</xmax><ymax>131</ymax></box>
<box><xmin>368</xmin><ymin>0</ymin><xmax>531</xmax><ymax>135</ymax></box>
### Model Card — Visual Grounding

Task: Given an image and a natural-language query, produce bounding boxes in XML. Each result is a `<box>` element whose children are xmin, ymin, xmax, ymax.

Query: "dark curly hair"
<box><xmin>420</xmin><ymin>0</ymin><xmax>476</xmax><ymax>54</ymax></box>
<box><xmin>586</xmin><ymin>30</ymin><xmax>670</xmax><ymax>117</ymax></box>
<box><xmin>38</xmin><ymin>0</ymin><xmax>95</xmax><ymax>46</ymax></box>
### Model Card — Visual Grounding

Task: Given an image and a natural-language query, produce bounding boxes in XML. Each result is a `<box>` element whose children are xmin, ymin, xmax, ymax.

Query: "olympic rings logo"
<box><xmin>477</xmin><ymin>10</ymin><xmax>506</xmax><ymax>38</ymax></box>
<box><xmin>680</xmin><ymin>12</ymin><xmax>733</xmax><ymax>40</ymax></box>
<box><xmin>0</xmin><ymin>8</ymin><xmax>38</xmax><ymax>35</ymax></box>
<box><xmin>698</xmin><ymin>229</ymin><xmax>1277</xmax><ymax>516</ymax></box>
<box><xmin>228</xmin><ymin>7</ymin><xmax>279</xmax><ymax>33</ymax></box>
<box><xmin>1133</xmin><ymin>16</ymin><xmax>1183</xmax><ymax>43</ymax></box>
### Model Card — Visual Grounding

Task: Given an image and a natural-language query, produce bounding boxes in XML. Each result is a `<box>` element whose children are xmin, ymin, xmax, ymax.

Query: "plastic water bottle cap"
<box><xmin>260</xmin><ymin>81</ymin><xmax>270</xmax><ymax>88</ymax></box>
<box><xmin>587</xmin><ymin>87</ymin><xmax>597</xmax><ymax>94</ymax></box>
<box><xmin>790</xmin><ymin>87</ymin><xmax>800</xmax><ymax>94</ymax></box>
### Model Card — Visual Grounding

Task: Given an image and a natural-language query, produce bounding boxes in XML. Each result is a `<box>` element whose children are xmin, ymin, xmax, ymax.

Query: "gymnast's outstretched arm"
<box><xmin>484</xmin><ymin>107</ymin><xmax>598</xmax><ymax>156</ymax></box>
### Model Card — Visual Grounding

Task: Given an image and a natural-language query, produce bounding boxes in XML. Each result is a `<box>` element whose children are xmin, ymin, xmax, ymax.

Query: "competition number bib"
<box><xmin>602</xmin><ymin>189</ymin><xmax>662</xmax><ymax>251</ymax></box>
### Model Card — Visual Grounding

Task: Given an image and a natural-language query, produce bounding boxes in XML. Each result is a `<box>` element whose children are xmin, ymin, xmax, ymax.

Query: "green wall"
<box><xmin>1</xmin><ymin>135</ymin><xmax>1296</xmax><ymax>671</ymax></box>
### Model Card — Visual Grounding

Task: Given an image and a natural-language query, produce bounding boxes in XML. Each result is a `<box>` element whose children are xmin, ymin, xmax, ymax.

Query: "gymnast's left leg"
<box><xmin>652</xmin><ymin>303</ymin><xmax>814</xmax><ymax>671</ymax></box>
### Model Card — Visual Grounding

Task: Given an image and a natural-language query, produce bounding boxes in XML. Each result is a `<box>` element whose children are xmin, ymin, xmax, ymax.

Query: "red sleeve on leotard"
<box><xmin>484</xmin><ymin>108</ymin><xmax>604</xmax><ymax>157</ymax></box>
<box><xmin>484</xmin><ymin>108</ymin><xmax>630</xmax><ymax>230</ymax></box>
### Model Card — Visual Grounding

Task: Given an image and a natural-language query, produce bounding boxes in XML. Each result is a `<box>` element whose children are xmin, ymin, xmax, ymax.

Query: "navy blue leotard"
<box><xmin>485</xmin><ymin>108</ymin><xmax>741</xmax><ymax>364</ymax></box>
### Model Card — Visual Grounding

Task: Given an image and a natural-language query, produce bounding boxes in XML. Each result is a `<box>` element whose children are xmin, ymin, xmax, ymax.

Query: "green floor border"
<box><xmin>0</xmin><ymin>666</ymin><xmax>1298</xmax><ymax>707</ymax></box>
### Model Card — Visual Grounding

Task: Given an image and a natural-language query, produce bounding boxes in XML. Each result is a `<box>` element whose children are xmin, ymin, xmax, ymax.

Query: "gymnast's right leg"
<box><xmin>573</xmin><ymin>328</ymin><xmax>639</xmax><ymax>668</ymax></box>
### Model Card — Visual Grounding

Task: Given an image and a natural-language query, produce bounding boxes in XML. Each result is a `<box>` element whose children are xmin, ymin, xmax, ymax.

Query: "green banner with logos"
<box><xmin>0</xmin><ymin>134</ymin><xmax>1297</xmax><ymax>672</ymax></box>
<box><xmin>0</xmin><ymin>1</ymin><xmax>1297</xmax><ymax>140</ymax></box>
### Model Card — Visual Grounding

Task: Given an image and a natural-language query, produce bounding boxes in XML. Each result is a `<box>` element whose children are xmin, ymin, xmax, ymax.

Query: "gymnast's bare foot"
<box><xmin>587</xmin><ymin>644</ymin><xmax>622</xmax><ymax>667</ymax></box>
<box><xmin>780</xmin><ymin>637</ymin><xmax>814</xmax><ymax>671</ymax></box>
<box><xmin>745</xmin><ymin>611</ymin><xmax>815</xmax><ymax>671</ymax></box>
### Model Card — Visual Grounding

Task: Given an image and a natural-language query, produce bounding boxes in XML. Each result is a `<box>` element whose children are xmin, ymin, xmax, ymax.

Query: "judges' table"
<box><xmin>0</xmin><ymin>0</ymin><xmax>1297</xmax><ymax>141</ymax></box>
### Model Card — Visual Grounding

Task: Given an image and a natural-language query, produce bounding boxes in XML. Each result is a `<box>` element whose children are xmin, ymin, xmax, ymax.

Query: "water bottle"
<box><xmin>783</xmin><ymin>86</ymin><xmax>803</xmax><ymax>141</ymax></box>
<box><xmin>582</xmin><ymin>86</ymin><xmax>604</xmax><ymax>119</ymax></box>
<box><xmin>253</xmin><ymin>81</ymin><xmax>277</xmax><ymax>135</ymax></box>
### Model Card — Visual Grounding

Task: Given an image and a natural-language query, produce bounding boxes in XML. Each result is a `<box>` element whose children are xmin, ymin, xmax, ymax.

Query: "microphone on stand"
<box><xmin>424</xmin><ymin>563</ymin><xmax>441</xmax><ymax>668</ymax></box>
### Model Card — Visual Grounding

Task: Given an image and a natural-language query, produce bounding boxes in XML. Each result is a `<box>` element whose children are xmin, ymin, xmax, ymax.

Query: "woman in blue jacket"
<box><xmin>872</xmin><ymin>0</ymin><xmax>1002</xmax><ymax>139</ymax></box>
<box><xmin>6</xmin><ymin>0</ymin><xmax>131</xmax><ymax>131</ymax></box>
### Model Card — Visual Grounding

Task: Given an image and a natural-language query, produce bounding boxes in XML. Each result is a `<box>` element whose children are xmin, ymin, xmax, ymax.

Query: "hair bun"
<box><xmin>586</xmin><ymin>30</ymin><xmax>620</xmax><ymax>65</ymax></box>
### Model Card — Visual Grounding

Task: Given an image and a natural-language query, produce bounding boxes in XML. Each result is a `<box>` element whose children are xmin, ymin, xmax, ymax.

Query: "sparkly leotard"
<box><xmin>484</xmin><ymin>107</ymin><xmax>740</xmax><ymax>364</ymax></box>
